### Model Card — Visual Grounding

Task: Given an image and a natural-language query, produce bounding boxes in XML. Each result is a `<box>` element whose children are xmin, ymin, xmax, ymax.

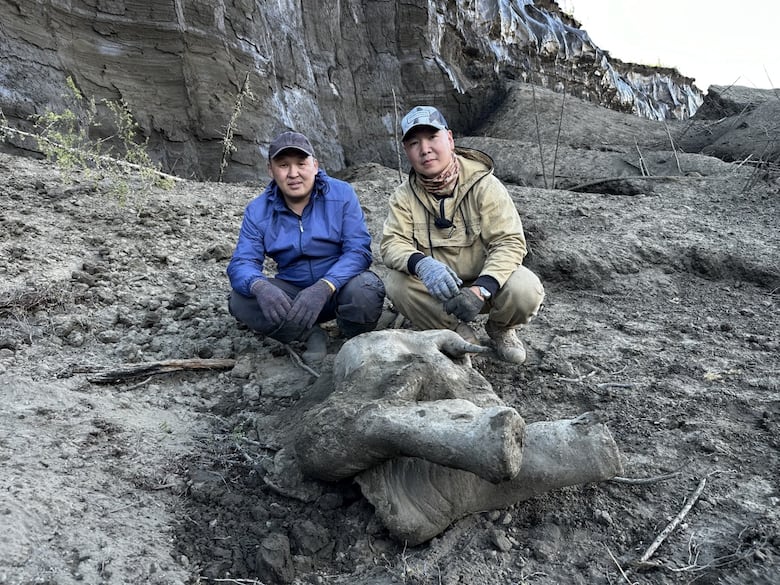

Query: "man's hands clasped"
<box><xmin>251</xmin><ymin>278</ymin><xmax>332</xmax><ymax>331</ymax></box>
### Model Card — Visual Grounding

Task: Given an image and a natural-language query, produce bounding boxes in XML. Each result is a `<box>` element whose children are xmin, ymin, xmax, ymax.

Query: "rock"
<box><xmin>490</xmin><ymin>529</ymin><xmax>514</xmax><ymax>553</ymax></box>
<box><xmin>290</xmin><ymin>520</ymin><xmax>331</xmax><ymax>556</ymax></box>
<box><xmin>256</xmin><ymin>533</ymin><xmax>295</xmax><ymax>585</ymax></box>
<box><xmin>0</xmin><ymin>0</ymin><xmax>701</xmax><ymax>182</ymax></box>
<box><xmin>230</xmin><ymin>356</ymin><xmax>254</xmax><ymax>379</ymax></box>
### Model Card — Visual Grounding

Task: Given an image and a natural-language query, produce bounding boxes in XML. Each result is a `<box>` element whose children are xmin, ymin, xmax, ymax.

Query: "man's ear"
<box><xmin>267</xmin><ymin>161</ymin><xmax>273</xmax><ymax>177</ymax></box>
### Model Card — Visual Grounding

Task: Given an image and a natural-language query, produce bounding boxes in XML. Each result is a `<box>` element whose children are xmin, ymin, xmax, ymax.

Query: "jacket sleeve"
<box><xmin>226</xmin><ymin>201</ymin><xmax>267</xmax><ymax>297</ymax></box>
<box><xmin>380</xmin><ymin>185</ymin><xmax>420</xmax><ymax>273</ymax></box>
<box><xmin>320</xmin><ymin>187</ymin><xmax>373</xmax><ymax>290</ymax></box>
<box><xmin>477</xmin><ymin>176</ymin><xmax>528</xmax><ymax>285</ymax></box>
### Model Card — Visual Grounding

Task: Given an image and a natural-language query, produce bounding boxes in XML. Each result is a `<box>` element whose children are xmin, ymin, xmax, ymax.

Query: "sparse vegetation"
<box><xmin>0</xmin><ymin>76</ymin><xmax>178</xmax><ymax>204</ymax></box>
<box><xmin>219</xmin><ymin>72</ymin><xmax>255</xmax><ymax>182</ymax></box>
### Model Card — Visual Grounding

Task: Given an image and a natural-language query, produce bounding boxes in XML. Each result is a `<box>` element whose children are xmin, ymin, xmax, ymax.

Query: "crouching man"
<box><xmin>228</xmin><ymin>131</ymin><xmax>385</xmax><ymax>364</ymax></box>
<box><xmin>380</xmin><ymin>106</ymin><xmax>544</xmax><ymax>363</ymax></box>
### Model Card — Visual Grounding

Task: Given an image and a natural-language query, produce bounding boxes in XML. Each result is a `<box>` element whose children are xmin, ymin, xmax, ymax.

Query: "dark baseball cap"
<box><xmin>268</xmin><ymin>131</ymin><xmax>315</xmax><ymax>160</ymax></box>
<box><xmin>401</xmin><ymin>106</ymin><xmax>448</xmax><ymax>140</ymax></box>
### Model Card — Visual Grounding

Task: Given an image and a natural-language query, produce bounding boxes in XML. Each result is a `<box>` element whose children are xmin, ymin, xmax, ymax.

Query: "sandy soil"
<box><xmin>1</xmin><ymin>88</ymin><xmax>778</xmax><ymax>585</ymax></box>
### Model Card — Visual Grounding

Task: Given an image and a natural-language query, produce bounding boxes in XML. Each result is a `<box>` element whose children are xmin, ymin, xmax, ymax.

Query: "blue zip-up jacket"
<box><xmin>227</xmin><ymin>169</ymin><xmax>373</xmax><ymax>296</ymax></box>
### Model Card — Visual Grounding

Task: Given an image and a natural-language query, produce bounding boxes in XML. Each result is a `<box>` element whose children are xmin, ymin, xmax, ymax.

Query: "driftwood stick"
<box><xmin>638</xmin><ymin>473</ymin><xmax>712</xmax><ymax>564</ymax></box>
<box><xmin>86</xmin><ymin>358</ymin><xmax>236</xmax><ymax>384</ymax></box>
<box><xmin>610</xmin><ymin>470</ymin><xmax>682</xmax><ymax>485</ymax></box>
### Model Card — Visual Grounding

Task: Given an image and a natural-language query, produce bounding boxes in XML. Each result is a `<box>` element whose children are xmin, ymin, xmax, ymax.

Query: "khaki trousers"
<box><xmin>385</xmin><ymin>265</ymin><xmax>545</xmax><ymax>331</ymax></box>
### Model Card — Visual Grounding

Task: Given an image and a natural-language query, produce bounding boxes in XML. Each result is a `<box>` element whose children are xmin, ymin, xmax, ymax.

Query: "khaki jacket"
<box><xmin>380</xmin><ymin>147</ymin><xmax>527</xmax><ymax>286</ymax></box>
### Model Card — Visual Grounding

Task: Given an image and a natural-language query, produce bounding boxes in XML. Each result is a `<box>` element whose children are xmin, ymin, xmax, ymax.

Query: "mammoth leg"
<box><xmin>356</xmin><ymin>414</ymin><xmax>623</xmax><ymax>546</ymax></box>
<box><xmin>295</xmin><ymin>398</ymin><xmax>525</xmax><ymax>484</ymax></box>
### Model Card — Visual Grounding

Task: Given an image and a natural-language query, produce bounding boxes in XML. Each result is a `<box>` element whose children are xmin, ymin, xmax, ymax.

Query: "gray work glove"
<box><xmin>287</xmin><ymin>279</ymin><xmax>332</xmax><ymax>330</ymax></box>
<box><xmin>444</xmin><ymin>287</ymin><xmax>485</xmax><ymax>322</ymax></box>
<box><xmin>250</xmin><ymin>279</ymin><xmax>292</xmax><ymax>327</ymax></box>
<box><xmin>416</xmin><ymin>256</ymin><xmax>462</xmax><ymax>301</ymax></box>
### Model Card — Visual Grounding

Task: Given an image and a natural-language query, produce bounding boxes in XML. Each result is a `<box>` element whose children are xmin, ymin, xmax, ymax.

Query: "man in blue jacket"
<box><xmin>227</xmin><ymin>131</ymin><xmax>385</xmax><ymax>364</ymax></box>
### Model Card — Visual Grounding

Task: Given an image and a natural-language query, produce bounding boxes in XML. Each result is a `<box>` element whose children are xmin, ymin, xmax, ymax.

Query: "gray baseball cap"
<box><xmin>401</xmin><ymin>106</ymin><xmax>448</xmax><ymax>140</ymax></box>
<box><xmin>268</xmin><ymin>131</ymin><xmax>315</xmax><ymax>160</ymax></box>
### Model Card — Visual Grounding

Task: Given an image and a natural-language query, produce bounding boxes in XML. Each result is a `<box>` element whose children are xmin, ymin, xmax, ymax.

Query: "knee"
<box><xmin>344</xmin><ymin>271</ymin><xmax>386</xmax><ymax>310</ymax></box>
<box><xmin>384</xmin><ymin>269</ymin><xmax>414</xmax><ymax>305</ymax></box>
<box><xmin>337</xmin><ymin>271</ymin><xmax>386</xmax><ymax>329</ymax></box>
<box><xmin>228</xmin><ymin>290</ymin><xmax>255</xmax><ymax>322</ymax></box>
<box><xmin>501</xmin><ymin>269</ymin><xmax>545</xmax><ymax>317</ymax></box>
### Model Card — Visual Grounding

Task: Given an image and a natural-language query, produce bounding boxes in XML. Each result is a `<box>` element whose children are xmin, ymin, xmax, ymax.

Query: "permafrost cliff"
<box><xmin>0</xmin><ymin>0</ymin><xmax>703</xmax><ymax>181</ymax></box>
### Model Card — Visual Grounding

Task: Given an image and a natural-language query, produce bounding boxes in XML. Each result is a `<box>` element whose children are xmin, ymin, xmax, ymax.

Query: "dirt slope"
<box><xmin>1</xmin><ymin>90</ymin><xmax>778</xmax><ymax>585</ymax></box>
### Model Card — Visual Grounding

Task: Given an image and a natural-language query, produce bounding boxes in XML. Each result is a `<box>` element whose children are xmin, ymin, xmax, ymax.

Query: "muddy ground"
<box><xmin>1</xmin><ymin>85</ymin><xmax>778</xmax><ymax>585</ymax></box>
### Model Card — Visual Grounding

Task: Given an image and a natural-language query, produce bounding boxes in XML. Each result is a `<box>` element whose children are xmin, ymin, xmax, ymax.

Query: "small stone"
<box><xmin>490</xmin><ymin>529</ymin><xmax>513</xmax><ymax>552</ymax></box>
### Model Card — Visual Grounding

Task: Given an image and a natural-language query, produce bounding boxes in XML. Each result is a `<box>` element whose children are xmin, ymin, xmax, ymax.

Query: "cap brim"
<box><xmin>401</xmin><ymin>123</ymin><xmax>447</xmax><ymax>141</ymax></box>
<box><xmin>270</xmin><ymin>146</ymin><xmax>313</xmax><ymax>159</ymax></box>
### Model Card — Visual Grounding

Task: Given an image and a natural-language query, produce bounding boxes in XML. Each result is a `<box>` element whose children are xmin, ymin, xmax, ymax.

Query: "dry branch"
<box><xmin>610</xmin><ymin>470</ymin><xmax>682</xmax><ymax>485</ymax></box>
<box><xmin>284</xmin><ymin>345</ymin><xmax>320</xmax><ymax>378</ymax></box>
<box><xmin>0</xmin><ymin>124</ymin><xmax>184</xmax><ymax>183</ymax></box>
<box><xmin>634</xmin><ymin>140</ymin><xmax>649</xmax><ymax>176</ymax></box>
<box><xmin>531</xmin><ymin>84</ymin><xmax>548</xmax><ymax>188</ymax></box>
<box><xmin>85</xmin><ymin>358</ymin><xmax>236</xmax><ymax>383</ymax></box>
<box><xmin>663</xmin><ymin>120</ymin><xmax>683</xmax><ymax>173</ymax></box>
<box><xmin>638</xmin><ymin>473</ymin><xmax>715</xmax><ymax>564</ymax></box>
<box><xmin>566</xmin><ymin>174</ymin><xmax>717</xmax><ymax>193</ymax></box>
<box><xmin>605</xmin><ymin>545</ymin><xmax>639</xmax><ymax>585</ymax></box>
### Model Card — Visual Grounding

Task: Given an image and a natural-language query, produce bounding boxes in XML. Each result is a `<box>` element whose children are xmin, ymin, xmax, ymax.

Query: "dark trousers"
<box><xmin>229</xmin><ymin>270</ymin><xmax>385</xmax><ymax>343</ymax></box>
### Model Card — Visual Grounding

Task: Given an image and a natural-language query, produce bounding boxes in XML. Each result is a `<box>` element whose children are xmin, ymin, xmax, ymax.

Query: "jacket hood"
<box><xmin>453</xmin><ymin>147</ymin><xmax>495</xmax><ymax>198</ymax></box>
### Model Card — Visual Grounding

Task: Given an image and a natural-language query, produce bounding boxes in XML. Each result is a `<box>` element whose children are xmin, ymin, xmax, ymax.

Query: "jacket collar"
<box><xmin>266</xmin><ymin>169</ymin><xmax>329</xmax><ymax>210</ymax></box>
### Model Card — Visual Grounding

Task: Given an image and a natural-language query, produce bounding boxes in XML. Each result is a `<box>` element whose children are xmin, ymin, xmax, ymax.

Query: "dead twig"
<box><xmin>596</xmin><ymin>382</ymin><xmax>634</xmax><ymax>390</ymax></box>
<box><xmin>207</xmin><ymin>579</ymin><xmax>267</xmax><ymax>585</ymax></box>
<box><xmin>121</xmin><ymin>375</ymin><xmax>154</xmax><ymax>391</ymax></box>
<box><xmin>638</xmin><ymin>472</ymin><xmax>719</xmax><ymax>565</ymax></box>
<box><xmin>566</xmin><ymin>174</ymin><xmax>716</xmax><ymax>193</ymax></box>
<box><xmin>663</xmin><ymin>120</ymin><xmax>683</xmax><ymax>174</ymax></box>
<box><xmin>392</xmin><ymin>88</ymin><xmax>403</xmax><ymax>183</ymax></box>
<box><xmin>634</xmin><ymin>140</ymin><xmax>649</xmax><ymax>176</ymax></box>
<box><xmin>558</xmin><ymin>369</ymin><xmax>596</xmax><ymax>383</ymax></box>
<box><xmin>605</xmin><ymin>545</ymin><xmax>639</xmax><ymax>585</ymax></box>
<box><xmin>0</xmin><ymin>124</ymin><xmax>183</xmax><ymax>183</ymax></box>
<box><xmin>610</xmin><ymin>470</ymin><xmax>682</xmax><ymax>485</ymax></box>
<box><xmin>531</xmin><ymin>83</ymin><xmax>548</xmax><ymax>188</ymax></box>
<box><xmin>551</xmin><ymin>84</ymin><xmax>566</xmax><ymax>189</ymax></box>
<box><xmin>85</xmin><ymin>358</ymin><xmax>236</xmax><ymax>384</ymax></box>
<box><xmin>284</xmin><ymin>345</ymin><xmax>320</xmax><ymax>378</ymax></box>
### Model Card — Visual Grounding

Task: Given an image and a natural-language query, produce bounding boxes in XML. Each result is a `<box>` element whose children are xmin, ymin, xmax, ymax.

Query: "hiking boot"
<box><xmin>302</xmin><ymin>326</ymin><xmax>328</xmax><ymax>365</ymax></box>
<box><xmin>485</xmin><ymin>321</ymin><xmax>526</xmax><ymax>364</ymax></box>
<box><xmin>455</xmin><ymin>322</ymin><xmax>479</xmax><ymax>345</ymax></box>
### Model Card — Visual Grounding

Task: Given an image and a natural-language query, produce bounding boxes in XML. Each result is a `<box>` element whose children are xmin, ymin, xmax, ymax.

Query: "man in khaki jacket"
<box><xmin>380</xmin><ymin>106</ymin><xmax>544</xmax><ymax>364</ymax></box>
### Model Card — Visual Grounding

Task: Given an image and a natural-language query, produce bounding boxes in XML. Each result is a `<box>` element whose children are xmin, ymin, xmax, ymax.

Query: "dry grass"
<box><xmin>0</xmin><ymin>285</ymin><xmax>67</xmax><ymax>317</ymax></box>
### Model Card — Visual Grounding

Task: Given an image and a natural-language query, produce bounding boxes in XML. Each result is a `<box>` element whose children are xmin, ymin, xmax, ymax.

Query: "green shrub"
<box><xmin>2</xmin><ymin>76</ymin><xmax>175</xmax><ymax>204</ymax></box>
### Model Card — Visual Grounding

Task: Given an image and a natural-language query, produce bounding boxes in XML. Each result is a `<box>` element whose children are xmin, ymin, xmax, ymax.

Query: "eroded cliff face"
<box><xmin>0</xmin><ymin>0</ymin><xmax>703</xmax><ymax>181</ymax></box>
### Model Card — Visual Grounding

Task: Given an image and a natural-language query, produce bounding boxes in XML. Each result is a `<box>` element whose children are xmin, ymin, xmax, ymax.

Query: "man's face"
<box><xmin>268</xmin><ymin>150</ymin><xmax>319</xmax><ymax>204</ymax></box>
<box><xmin>403</xmin><ymin>127</ymin><xmax>455</xmax><ymax>178</ymax></box>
